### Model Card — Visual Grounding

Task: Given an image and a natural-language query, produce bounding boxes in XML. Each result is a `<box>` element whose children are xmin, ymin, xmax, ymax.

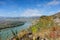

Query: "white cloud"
<box><xmin>20</xmin><ymin>9</ymin><xmax>42</xmax><ymax>17</ymax></box>
<box><xmin>36</xmin><ymin>0</ymin><xmax>60</xmax><ymax>8</ymax></box>
<box><xmin>47</xmin><ymin>0</ymin><xmax>60</xmax><ymax>6</ymax></box>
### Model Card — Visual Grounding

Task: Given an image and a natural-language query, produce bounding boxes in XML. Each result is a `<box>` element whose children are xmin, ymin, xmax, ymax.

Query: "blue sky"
<box><xmin>0</xmin><ymin>0</ymin><xmax>60</xmax><ymax>17</ymax></box>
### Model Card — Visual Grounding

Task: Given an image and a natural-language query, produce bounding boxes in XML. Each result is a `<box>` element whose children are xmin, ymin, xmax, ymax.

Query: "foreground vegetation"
<box><xmin>7</xmin><ymin>14</ymin><xmax>60</xmax><ymax>40</ymax></box>
<box><xmin>1</xmin><ymin>13</ymin><xmax>60</xmax><ymax>40</ymax></box>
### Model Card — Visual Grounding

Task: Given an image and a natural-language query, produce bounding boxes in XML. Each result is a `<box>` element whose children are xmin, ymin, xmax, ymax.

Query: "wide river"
<box><xmin>0</xmin><ymin>22</ymin><xmax>32</xmax><ymax>40</ymax></box>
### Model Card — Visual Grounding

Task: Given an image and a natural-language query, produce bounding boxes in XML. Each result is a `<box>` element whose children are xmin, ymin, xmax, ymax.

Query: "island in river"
<box><xmin>0</xmin><ymin>17</ymin><xmax>25</xmax><ymax>30</ymax></box>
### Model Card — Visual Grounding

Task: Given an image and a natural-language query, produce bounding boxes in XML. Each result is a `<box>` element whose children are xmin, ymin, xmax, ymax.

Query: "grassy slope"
<box><xmin>9</xmin><ymin>15</ymin><xmax>60</xmax><ymax>40</ymax></box>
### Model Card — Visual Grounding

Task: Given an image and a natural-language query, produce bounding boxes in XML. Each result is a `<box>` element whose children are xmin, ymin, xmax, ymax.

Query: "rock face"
<box><xmin>53</xmin><ymin>12</ymin><xmax>60</xmax><ymax>25</ymax></box>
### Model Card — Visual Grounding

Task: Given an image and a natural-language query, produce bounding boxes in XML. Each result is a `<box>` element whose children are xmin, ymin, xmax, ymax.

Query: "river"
<box><xmin>0</xmin><ymin>22</ymin><xmax>32</xmax><ymax>40</ymax></box>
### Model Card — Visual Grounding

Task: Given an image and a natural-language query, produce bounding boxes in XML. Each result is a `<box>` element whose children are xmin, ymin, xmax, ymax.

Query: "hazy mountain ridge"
<box><xmin>0</xmin><ymin>17</ymin><xmax>40</xmax><ymax>30</ymax></box>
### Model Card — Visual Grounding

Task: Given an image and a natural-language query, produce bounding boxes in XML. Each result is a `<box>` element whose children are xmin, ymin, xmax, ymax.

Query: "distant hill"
<box><xmin>0</xmin><ymin>16</ymin><xmax>40</xmax><ymax>30</ymax></box>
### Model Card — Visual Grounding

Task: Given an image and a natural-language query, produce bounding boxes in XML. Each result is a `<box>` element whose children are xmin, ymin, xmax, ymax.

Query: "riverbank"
<box><xmin>0</xmin><ymin>22</ymin><xmax>32</xmax><ymax>40</ymax></box>
<box><xmin>0</xmin><ymin>21</ymin><xmax>25</xmax><ymax>30</ymax></box>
